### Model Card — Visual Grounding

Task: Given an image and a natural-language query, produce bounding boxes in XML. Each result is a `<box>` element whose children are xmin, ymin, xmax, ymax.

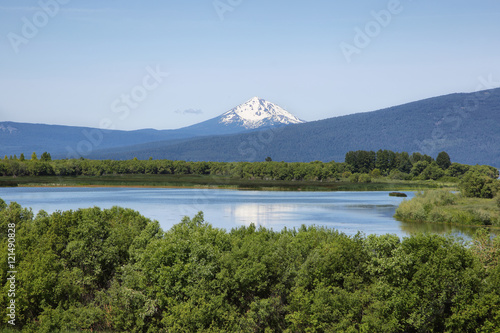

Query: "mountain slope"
<box><xmin>0</xmin><ymin>97</ymin><xmax>301</xmax><ymax>158</ymax></box>
<box><xmin>89</xmin><ymin>88</ymin><xmax>500</xmax><ymax>167</ymax></box>
<box><xmin>0</xmin><ymin>122</ymin><xmax>196</xmax><ymax>159</ymax></box>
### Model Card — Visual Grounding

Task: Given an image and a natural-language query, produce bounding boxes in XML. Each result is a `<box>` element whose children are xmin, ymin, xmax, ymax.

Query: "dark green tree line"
<box><xmin>0</xmin><ymin>150</ymin><xmax>497</xmax><ymax>184</ymax></box>
<box><xmin>344</xmin><ymin>149</ymin><xmax>498</xmax><ymax>182</ymax></box>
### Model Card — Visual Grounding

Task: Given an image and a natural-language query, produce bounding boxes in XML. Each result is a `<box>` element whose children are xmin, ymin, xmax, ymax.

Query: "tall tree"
<box><xmin>436</xmin><ymin>151</ymin><xmax>451</xmax><ymax>170</ymax></box>
<box><xmin>410</xmin><ymin>152</ymin><xmax>423</xmax><ymax>164</ymax></box>
<box><xmin>396</xmin><ymin>152</ymin><xmax>413</xmax><ymax>173</ymax></box>
<box><xmin>40</xmin><ymin>152</ymin><xmax>52</xmax><ymax>162</ymax></box>
<box><xmin>345</xmin><ymin>150</ymin><xmax>376</xmax><ymax>173</ymax></box>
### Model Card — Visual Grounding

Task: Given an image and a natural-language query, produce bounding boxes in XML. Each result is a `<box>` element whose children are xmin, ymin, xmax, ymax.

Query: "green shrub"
<box><xmin>437</xmin><ymin>176</ymin><xmax>459</xmax><ymax>183</ymax></box>
<box><xmin>358</xmin><ymin>173</ymin><xmax>372</xmax><ymax>183</ymax></box>
<box><xmin>418</xmin><ymin>189</ymin><xmax>456</xmax><ymax>205</ymax></box>
<box><xmin>420</xmin><ymin>162</ymin><xmax>445</xmax><ymax>180</ymax></box>
<box><xmin>348</xmin><ymin>173</ymin><xmax>359</xmax><ymax>183</ymax></box>
<box><xmin>342</xmin><ymin>171</ymin><xmax>352</xmax><ymax>179</ymax></box>
<box><xmin>389</xmin><ymin>169</ymin><xmax>409</xmax><ymax>180</ymax></box>
<box><xmin>410</xmin><ymin>161</ymin><xmax>429</xmax><ymax>177</ymax></box>
<box><xmin>370</xmin><ymin>168</ymin><xmax>382</xmax><ymax>178</ymax></box>
<box><xmin>429</xmin><ymin>207</ymin><xmax>448</xmax><ymax>223</ymax></box>
<box><xmin>492</xmin><ymin>180</ymin><xmax>500</xmax><ymax>197</ymax></box>
<box><xmin>460</xmin><ymin>171</ymin><xmax>497</xmax><ymax>198</ymax></box>
<box><xmin>389</xmin><ymin>192</ymin><xmax>407</xmax><ymax>197</ymax></box>
<box><xmin>472</xmin><ymin>209</ymin><xmax>493</xmax><ymax>226</ymax></box>
<box><xmin>394</xmin><ymin>190</ymin><xmax>459</xmax><ymax>223</ymax></box>
<box><xmin>395</xmin><ymin>199</ymin><xmax>427</xmax><ymax>221</ymax></box>
<box><xmin>445</xmin><ymin>163</ymin><xmax>470</xmax><ymax>178</ymax></box>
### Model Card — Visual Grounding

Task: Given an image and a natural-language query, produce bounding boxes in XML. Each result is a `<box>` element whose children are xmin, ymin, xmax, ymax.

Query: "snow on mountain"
<box><xmin>218</xmin><ymin>97</ymin><xmax>305</xmax><ymax>129</ymax></box>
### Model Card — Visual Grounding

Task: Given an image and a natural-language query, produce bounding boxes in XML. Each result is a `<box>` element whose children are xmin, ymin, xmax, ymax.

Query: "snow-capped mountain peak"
<box><xmin>219</xmin><ymin>97</ymin><xmax>305</xmax><ymax>129</ymax></box>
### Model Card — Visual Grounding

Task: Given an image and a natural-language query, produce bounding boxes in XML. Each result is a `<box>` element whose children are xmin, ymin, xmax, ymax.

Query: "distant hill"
<box><xmin>0</xmin><ymin>97</ymin><xmax>302</xmax><ymax>159</ymax></box>
<box><xmin>88</xmin><ymin>88</ymin><xmax>500</xmax><ymax>167</ymax></box>
<box><xmin>0</xmin><ymin>122</ymin><xmax>192</xmax><ymax>159</ymax></box>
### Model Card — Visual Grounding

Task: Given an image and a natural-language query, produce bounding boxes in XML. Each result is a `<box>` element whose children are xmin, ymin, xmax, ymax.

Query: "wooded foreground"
<box><xmin>1</xmin><ymin>200</ymin><xmax>499</xmax><ymax>332</ymax></box>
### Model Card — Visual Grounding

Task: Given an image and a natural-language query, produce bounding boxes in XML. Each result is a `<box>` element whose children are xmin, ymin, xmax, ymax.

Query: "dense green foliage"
<box><xmin>394</xmin><ymin>162</ymin><xmax>499</xmax><ymax>227</ymax></box>
<box><xmin>0</xmin><ymin>156</ymin><xmax>349</xmax><ymax>181</ymax></box>
<box><xmin>344</xmin><ymin>150</ymin><xmax>497</xmax><ymax>184</ymax></box>
<box><xmin>1</xmin><ymin>200</ymin><xmax>500</xmax><ymax>332</ymax></box>
<box><xmin>395</xmin><ymin>190</ymin><xmax>500</xmax><ymax>227</ymax></box>
<box><xmin>1</xmin><ymin>150</ymin><xmax>495</xmax><ymax>186</ymax></box>
<box><xmin>459</xmin><ymin>170</ymin><xmax>500</xmax><ymax>198</ymax></box>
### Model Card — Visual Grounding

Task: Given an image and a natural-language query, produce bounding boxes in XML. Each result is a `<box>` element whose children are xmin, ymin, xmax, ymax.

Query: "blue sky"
<box><xmin>1</xmin><ymin>0</ymin><xmax>500</xmax><ymax>130</ymax></box>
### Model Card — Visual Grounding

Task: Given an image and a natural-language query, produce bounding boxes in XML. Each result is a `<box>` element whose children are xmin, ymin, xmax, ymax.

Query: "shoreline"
<box><xmin>395</xmin><ymin>216</ymin><xmax>500</xmax><ymax>232</ymax></box>
<box><xmin>395</xmin><ymin>190</ymin><xmax>500</xmax><ymax>231</ymax></box>
<box><xmin>1</xmin><ymin>175</ymin><xmax>457</xmax><ymax>192</ymax></box>
<box><xmin>7</xmin><ymin>183</ymin><xmax>453</xmax><ymax>192</ymax></box>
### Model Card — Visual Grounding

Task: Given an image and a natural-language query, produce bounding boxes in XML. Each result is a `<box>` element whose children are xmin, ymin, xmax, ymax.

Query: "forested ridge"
<box><xmin>2</xmin><ymin>89</ymin><xmax>499</xmax><ymax>166</ymax></box>
<box><xmin>1</xmin><ymin>200</ymin><xmax>500</xmax><ymax>332</ymax></box>
<box><xmin>87</xmin><ymin>88</ymin><xmax>500</xmax><ymax>167</ymax></box>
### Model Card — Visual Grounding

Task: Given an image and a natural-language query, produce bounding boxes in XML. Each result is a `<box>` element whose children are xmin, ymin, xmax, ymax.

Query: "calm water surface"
<box><xmin>0</xmin><ymin>187</ymin><xmax>476</xmax><ymax>238</ymax></box>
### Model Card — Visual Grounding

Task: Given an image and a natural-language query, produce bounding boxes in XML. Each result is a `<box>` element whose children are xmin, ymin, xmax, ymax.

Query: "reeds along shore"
<box><xmin>395</xmin><ymin>190</ymin><xmax>500</xmax><ymax>228</ymax></box>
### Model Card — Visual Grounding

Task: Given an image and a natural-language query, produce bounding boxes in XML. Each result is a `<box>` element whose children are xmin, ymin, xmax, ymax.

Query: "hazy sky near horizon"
<box><xmin>1</xmin><ymin>0</ymin><xmax>500</xmax><ymax>130</ymax></box>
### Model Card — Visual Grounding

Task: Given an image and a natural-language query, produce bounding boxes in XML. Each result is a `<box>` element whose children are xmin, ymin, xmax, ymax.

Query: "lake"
<box><xmin>0</xmin><ymin>187</ymin><xmax>477</xmax><ymax>238</ymax></box>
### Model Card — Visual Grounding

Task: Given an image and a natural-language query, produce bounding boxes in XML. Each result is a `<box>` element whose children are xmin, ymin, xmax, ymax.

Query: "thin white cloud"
<box><xmin>175</xmin><ymin>109</ymin><xmax>204</xmax><ymax>115</ymax></box>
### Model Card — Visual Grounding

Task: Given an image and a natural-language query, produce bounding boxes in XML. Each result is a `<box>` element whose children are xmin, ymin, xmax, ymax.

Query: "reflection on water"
<box><xmin>224</xmin><ymin>204</ymin><xmax>295</xmax><ymax>228</ymax></box>
<box><xmin>0</xmin><ymin>187</ymin><xmax>488</xmax><ymax>238</ymax></box>
<box><xmin>399</xmin><ymin>220</ymin><xmax>492</xmax><ymax>239</ymax></box>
